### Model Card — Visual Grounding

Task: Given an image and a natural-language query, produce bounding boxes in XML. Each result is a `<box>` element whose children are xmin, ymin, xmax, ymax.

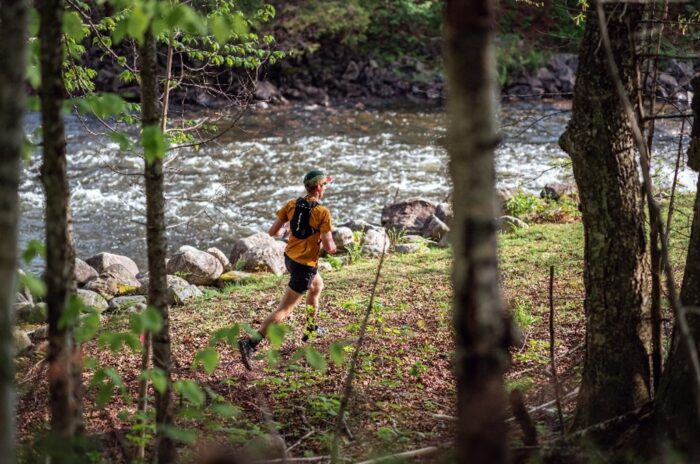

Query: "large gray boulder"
<box><xmin>84</xmin><ymin>264</ymin><xmax>142</xmax><ymax>299</ymax></box>
<box><xmin>15</xmin><ymin>300</ymin><xmax>33</xmax><ymax>323</ymax></box>
<box><xmin>138</xmin><ymin>274</ymin><xmax>201</xmax><ymax>305</ymax></box>
<box><xmin>85</xmin><ymin>252</ymin><xmax>139</xmax><ymax>277</ymax></box>
<box><xmin>166</xmin><ymin>247</ymin><xmax>223</xmax><ymax>286</ymax></box>
<box><xmin>381</xmin><ymin>198</ymin><xmax>436</xmax><ymax>234</ymax></box>
<box><xmin>395</xmin><ymin>243</ymin><xmax>422</xmax><ymax>254</ymax></box>
<box><xmin>229</xmin><ymin>232</ymin><xmax>278</xmax><ymax>267</ymax></box>
<box><xmin>498</xmin><ymin>216</ymin><xmax>529</xmax><ymax>234</ymax></box>
<box><xmin>435</xmin><ymin>203</ymin><xmax>453</xmax><ymax>227</ymax></box>
<box><xmin>13</xmin><ymin>328</ymin><xmax>32</xmax><ymax>355</ymax></box>
<box><xmin>109</xmin><ymin>295</ymin><xmax>148</xmax><ymax>312</ymax></box>
<box><xmin>16</xmin><ymin>269</ymin><xmax>32</xmax><ymax>303</ymax></box>
<box><xmin>75</xmin><ymin>258</ymin><xmax>98</xmax><ymax>286</ymax></box>
<box><xmin>239</xmin><ymin>243</ymin><xmax>286</xmax><ymax>275</ymax></box>
<box><xmin>340</xmin><ymin>219</ymin><xmax>382</xmax><ymax>233</ymax></box>
<box><xmin>207</xmin><ymin>247</ymin><xmax>232</xmax><ymax>272</ymax></box>
<box><xmin>423</xmin><ymin>214</ymin><xmax>450</xmax><ymax>242</ymax></box>
<box><xmin>77</xmin><ymin>289</ymin><xmax>109</xmax><ymax>313</ymax></box>
<box><xmin>332</xmin><ymin>227</ymin><xmax>355</xmax><ymax>252</ymax></box>
<box><xmin>361</xmin><ymin>228</ymin><xmax>390</xmax><ymax>257</ymax></box>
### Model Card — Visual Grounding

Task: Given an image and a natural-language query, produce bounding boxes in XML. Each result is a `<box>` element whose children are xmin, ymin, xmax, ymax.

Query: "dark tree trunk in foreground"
<box><xmin>140</xmin><ymin>28</ymin><xmax>175</xmax><ymax>464</ymax></box>
<box><xmin>38</xmin><ymin>0</ymin><xmax>82</xmax><ymax>454</ymax></box>
<box><xmin>559</xmin><ymin>3</ymin><xmax>649</xmax><ymax>429</ymax></box>
<box><xmin>0</xmin><ymin>0</ymin><xmax>28</xmax><ymax>460</ymax></box>
<box><xmin>446</xmin><ymin>0</ymin><xmax>510</xmax><ymax>462</ymax></box>
<box><xmin>654</xmin><ymin>75</ymin><xmax>700</xmax><ymax>458</ymax></box>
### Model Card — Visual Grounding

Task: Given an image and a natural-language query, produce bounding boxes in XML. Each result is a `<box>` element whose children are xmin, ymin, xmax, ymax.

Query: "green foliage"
<box><xmin>505</xmin><ymin>191</ymin><xmax>581</xmax><ymax>223</ymax></box>
<box><xmin>386</xmin><ymin>228</ymin><xmax>406</xmax><ymax>252</ymax></box>
<box><xmin>281</xmin><ymin>0</ymin><xmax>371</xmax><ymax>48</ymax></box>
<box><xmin>324</xmin><ymin>254</ymin><xmax>343</xmax><ymax>270</ymax></box>
<box><xmin>278</xmin><ymin>0</ymin><xmax>441</xmax><ymax>59</ymax></box>
<box><xmin>141</xmin><ymin>125</ymin><xmax>169</xmax><ymax>165</ymax></box>
<box><xmin>307</xmin><ymin>394</ymin><xmax>340</xmax><ymax>418</ymax></box>
<box><xmin>129</xmin><ymin>306</ymin><xmax>164</xmax><ymax>333</ymax></box>
<box><xmin>18</xmin><ymin>272</ymin><xmax>46</xmax><ymax>300</ymax></box>
<box><xmin>22</xmin><ymin>239</ymin><xmax>45</xmax><ymax>264</ymax></box>
<box><xmin>140</xmin><ymin>368</ymin><xmax>168</xmax><ymax>393</ymax></box>
<box><xmin>496</xmin><ymin>33</ymin><xmax>548</xmax><ymax>86</ymax></box>
<box><xmin>511</xmin><ymin>299</ymin><xmax>540</xmax><ymax>330</ymax></box>
<box><xmin>361</xmin><ymin>0</ymin><xmax>442</xmax><ymax>58</ymax></box>
<box><xmin>194</xmin><ymin>347</ymin><xmax>220</xmax><ymax>374</ymax></box>
<box><xmin>344</xmin><ymin>230</ymin><xmax>365</xmax><ymax>265</ymax></box>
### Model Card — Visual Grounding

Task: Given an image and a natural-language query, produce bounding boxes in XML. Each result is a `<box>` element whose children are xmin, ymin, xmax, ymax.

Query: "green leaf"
<box><xmin>267</xmin><ymin>323</ymin><xmax>287</xmax><ymax>349</ymax></box>
<box><xmin>58</xmin><ymin>294</ymin><xmax>84</xmax><ymax>330</ymax></box>
<box><xmin>141</xmin><ymin>368</ymin><xmax>168</xmax><ymax>394</ymax></box>
<box><xmin>99</xmin><ymin>332</ymin><xmax>142</xmax><ymax>353</ymax></box>
<box><xmin>127</xmin><ymin>5</ymin><xmax>150</xmax><ymax>44</ymax></box>
<box><xmin>141</xmin><ymin>125</ymin><xmax>168</xmax><ymax>165</ymax></box>
<box><xmin>194</xmin><ymin>347</ymin><xmax>219</xmax><ymax>374</ymax></box>
<box><xmin>110</xmin><ymin>132</ymin><xmax>133</xmax><ymax>151</ymax></box>
<box><xmin>210</xmin><ymin>325</ymin><xmax>240</xmax><ymax>347</ymax></box>
<box><xmin>112</xmin><ymin>18</ymin><xmax>129</xmax><ymax>45</ymax></box>
<box><xmin>305</xmin><ymin>347</ymin><xmax>327</xmax><ymax>371</ymax></box>
<box><xmin>28</xmin><ymin>8</ymin><xmax>40</xmax><ymax>36</ymax></box>
<box><xmin>22</xmin><ymin>239</ymin><xmax>45</xmax><ymax>264</ymax></box>
<box><xmin>265</xmin><ymin>349</ymin><xmax>280</xmax><ymax>368</ymax></box>
<box><xmin>330</xmin><ymin>342</ymin><xmax>346</xmax><ymax>366</ymax></box>
<box><xmin>63</xmin><ymin>11</ymin><xmax>87</xmax><ymax>41</ymax></box>
<box><xmin>96</xmin><ymin>383</ymin><xmax>114</xmax><ymax>407</ymax></box>
<box><xmin>141</xmin><ymin>306</ymin><xmax>163</xmax><ymax>333</ymax></box>
<box><xmin>75</xmin><ymin>312</ymin><xmax>100</xmax><ymax>343</ymax></box>
<box><xmin>180</xmin><ymin>6</ymin><xmax>207</xmax><ymax>35</ymax></box>
<box><xmin>19</xmin><ymin>272</ymin><xmax>46</xmax><ymax>299</ymax></box>
<box><xmin>160</xmin><ymin>425</ymin><xmax>196</xmax><ymax>444</ymax></box>
<box><xmin>175</xmin><ymin>380</ymin><xmax>205</xmax><ymax>406</ymax></box>
<box><xmin>231</xmin><ymin>13</ymin><xmax>248</xmax><ymax>36</ymax></box>
<box><xmin>211</xmin><ymin>403</ymin><xmax>241</xmax><ymax>418</ymax></box>
<box><xmin>164</xmin><ymin>4</ymin><xmax>187</xmax><ymax>29</ymax></box>
<box><xmin>210</xmin><ymin>15</ymin><xmax>231</xmax><ymax>43</ymax></box>
<box><xmin>104</xmin><ymin>367</ymin><xmax>124</xmax><ymax>387</ymax></box>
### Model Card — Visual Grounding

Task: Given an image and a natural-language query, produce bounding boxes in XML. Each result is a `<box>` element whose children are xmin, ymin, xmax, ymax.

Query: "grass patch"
<box><xmin>16</xmin><ymin>192</ymin><xmax>700</xmax><ymax>461</ymax></box>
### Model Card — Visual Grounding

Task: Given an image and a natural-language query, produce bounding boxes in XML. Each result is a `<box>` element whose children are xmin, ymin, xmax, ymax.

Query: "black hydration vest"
<box><xmin>291</xmin><ymin>197</ymin><xmax>319</xmax><ymax>239</ymax></box>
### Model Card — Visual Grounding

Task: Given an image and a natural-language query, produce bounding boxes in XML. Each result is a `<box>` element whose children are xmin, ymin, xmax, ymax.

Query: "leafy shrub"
<box><xmin>505</xmin><ymin>191</ymin><xmax>581</xmax><ymax>223</ymax></box>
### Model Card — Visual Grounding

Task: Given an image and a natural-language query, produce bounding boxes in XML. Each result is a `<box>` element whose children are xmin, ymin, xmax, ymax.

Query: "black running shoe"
<box><xmin>238</xmin><ymin>339</ymin><xmax>255</xmax><ymax>370</ymax></box>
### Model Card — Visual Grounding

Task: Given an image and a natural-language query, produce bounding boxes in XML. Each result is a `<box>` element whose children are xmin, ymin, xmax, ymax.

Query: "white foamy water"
<box><xmin>18</xmin><ymin>101</ymin><xmax>696</xmax><ymax>271</ymax></box>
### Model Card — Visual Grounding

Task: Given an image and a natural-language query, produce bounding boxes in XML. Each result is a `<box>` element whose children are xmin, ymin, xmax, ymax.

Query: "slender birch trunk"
<box><xmin>445</xmin><ymin>0</ymin><xmax>510</xmax><ymax>462</ymax></box>
<box><xmin>139</xmin><ymin>27</ymin><xmax>176</xmax><ymax>464</ymax></box>
<box><xmin>0</xmin><ymin>0</ymin><xmax>29</xmax><ymax>461</ymax></box>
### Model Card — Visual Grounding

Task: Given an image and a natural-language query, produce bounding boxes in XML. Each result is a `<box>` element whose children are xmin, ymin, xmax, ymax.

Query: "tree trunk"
<box><xmin>559</xmin><ymin>3</ymin><xmax>650</xmax><ymax>430</ymax></box>
<box><xmin>0</xmin><ymin>0</ymin><xmax>28</xmax><ymax>461</ymax></box>
<box><xmin>38</xmin><ymin>0</ymin><xmax>82</xmax><ymax>455</ymax></box>
<box><xmin>654</xmin><ymin>75</ymin><xmax>700</xmax><ymax>458</ymax></box>
<box><xmin>445</xmin><ymin>1</ymin><xmax>510</xmax><ymax>462</ymax></box>
<box><xmin>139</xmin><ymin>28</ymin><xmax>176</xmax><ymax>464</ymax></box>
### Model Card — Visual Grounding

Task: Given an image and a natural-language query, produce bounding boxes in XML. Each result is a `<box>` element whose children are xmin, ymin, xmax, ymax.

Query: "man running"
<box><xmin>238</xmin><ymin>169</ymin><xmax>337</xmax><ymax>370</ymax></box>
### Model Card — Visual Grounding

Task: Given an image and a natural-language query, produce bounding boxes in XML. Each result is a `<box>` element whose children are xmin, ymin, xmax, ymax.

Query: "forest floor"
<box><xmin>14</xmin><ymin>193</ymin><xmax>696</xmax><ymax>463</ymax></box>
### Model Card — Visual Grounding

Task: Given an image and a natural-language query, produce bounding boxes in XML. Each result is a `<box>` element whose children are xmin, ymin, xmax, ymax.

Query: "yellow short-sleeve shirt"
<box><xmin>277</xmin><ymin>197</ymin><xmax>332</xmax><ymax>268</ymax></box>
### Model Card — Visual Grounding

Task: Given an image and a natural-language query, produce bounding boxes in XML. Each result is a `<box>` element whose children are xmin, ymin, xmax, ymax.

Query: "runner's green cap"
<box><xmin>303</xmin><ymin>169</ymin><xmax>333</xmax><ymax>186</ymax></box>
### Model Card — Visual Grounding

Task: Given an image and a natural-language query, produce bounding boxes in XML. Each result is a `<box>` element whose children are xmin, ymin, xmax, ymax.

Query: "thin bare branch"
<box><xmin>331</xmin><ymin>238</ymin><xmax>389</xmax><ymax>463</ymax></box>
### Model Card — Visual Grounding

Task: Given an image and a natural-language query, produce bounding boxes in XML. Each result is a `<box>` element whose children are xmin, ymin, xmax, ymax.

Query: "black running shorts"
<box><xmin>285</xmin><ymin>254</ymin><xmax>318</xmax><ymax>294</ymax></box>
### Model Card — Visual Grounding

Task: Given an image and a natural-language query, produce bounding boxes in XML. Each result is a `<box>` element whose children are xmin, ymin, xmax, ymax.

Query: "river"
<box><xmin>19</xmin><ymin>101</ymin><xmax>696</xmax><ymax>272</ymax></box>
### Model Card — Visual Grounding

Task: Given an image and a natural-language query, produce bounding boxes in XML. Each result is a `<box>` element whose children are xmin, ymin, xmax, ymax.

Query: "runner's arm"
<box><xmin>268</xmin><ymin>218</ymin><xmax>286</xmax><ymax>237</ymax></box>
<box><xmin>320</xmin><ymin>230</ymin><xmax>337</xmax><ymax>254</ymax></box>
